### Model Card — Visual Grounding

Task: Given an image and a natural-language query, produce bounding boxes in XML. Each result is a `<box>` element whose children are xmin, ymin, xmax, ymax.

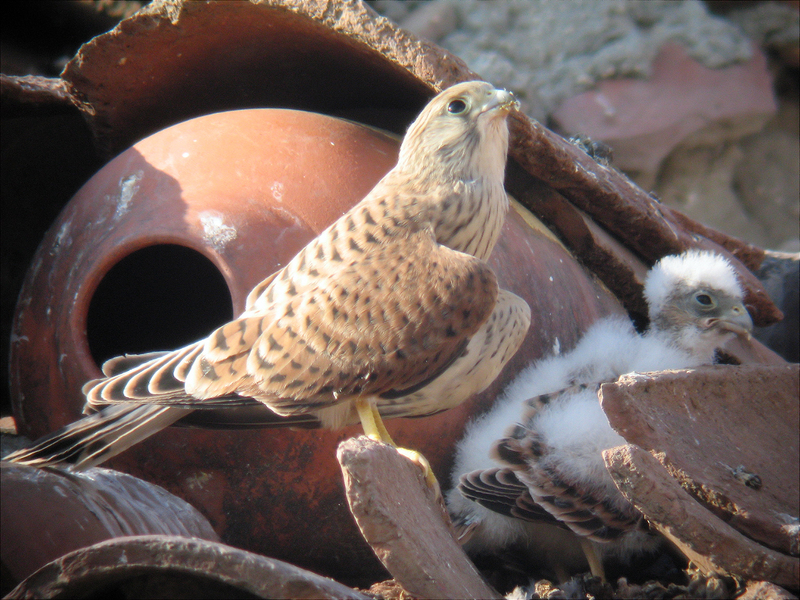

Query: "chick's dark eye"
<box><xmin>447</xmin><ymin>99</ymin><xmax>467</xmax><ymax>114</ymax></box>
<box><xmin>695</xmin><ymin>293</ymin><xmax>713</xmax><ymax>306</ymax></box>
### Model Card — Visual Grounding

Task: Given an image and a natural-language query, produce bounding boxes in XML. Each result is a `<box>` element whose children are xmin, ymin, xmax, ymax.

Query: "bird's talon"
<box><xmin>396</xmin><ymin>447</ymin><xmax>443</xmax><ymax>502</ymax></box>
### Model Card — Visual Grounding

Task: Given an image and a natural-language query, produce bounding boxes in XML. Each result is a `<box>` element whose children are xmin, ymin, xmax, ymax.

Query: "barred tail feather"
<box><xmin>5</xmin><ymin>405</ymin><xmax>190</xmax><ymax>469</ymax></box>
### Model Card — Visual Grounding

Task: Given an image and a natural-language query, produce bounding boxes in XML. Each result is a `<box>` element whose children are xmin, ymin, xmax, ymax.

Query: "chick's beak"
<box><xmin>706</xmin><ymin>303</ymin><xmax>754</xmax><ymax>339</ymax></box>
<box><xmin>481</xmin><ymin>88</ymin><xmax>519</xmax><ymax>114</ymax></box>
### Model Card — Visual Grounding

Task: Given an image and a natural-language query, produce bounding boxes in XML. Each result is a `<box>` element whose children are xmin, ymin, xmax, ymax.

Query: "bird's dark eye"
<box><xmin>695</xmin><ymin>293</ymin><xmax>714</xmax><ymax>307</ymax></box>
<box><xmin>447</xmin><ymin>99</ymin><xmax>467</xmax><ymax>114</ymax></box>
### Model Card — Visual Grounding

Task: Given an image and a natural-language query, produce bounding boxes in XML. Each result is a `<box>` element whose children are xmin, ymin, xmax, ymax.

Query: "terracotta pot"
<box><xmin>10</xmin><ymin>109</ymin><xmax>625</xmax><ymax>584</ymax></box>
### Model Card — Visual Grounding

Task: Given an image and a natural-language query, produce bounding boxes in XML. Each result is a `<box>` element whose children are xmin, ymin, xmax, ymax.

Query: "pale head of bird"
<box><xmin>398</xmin><ymin>81</ymin><xmax>518</xmax><ymax>183</ymax></box>
<box><xmin>644</xmin><ymin>250</ymin><xmax>753</xmax><ymax>359</ymax></box>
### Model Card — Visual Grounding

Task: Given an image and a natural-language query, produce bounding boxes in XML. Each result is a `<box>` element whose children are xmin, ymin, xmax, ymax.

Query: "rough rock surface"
<box><xmin>734</xmin><ymin>104</ymin><xmax>800</xmax><ymax>250</ymax></box>
<box><xmin>383</xmin><ymin>0</ymin><xmax>800</xmax><ymax>252</ymax></box>
<box><xmin>436</xmin><ymin>0</ymin><xmax>757</xmax><ymax>121</ymax></box>
<box><xmin>653</xmin><ymin>97</ymin><xmax>799</xmax><ymax>252</ymax></box>
<box><xmin>551</xmin><ymin>42</ymin><xmax>776</xmax><ymax>180</ymax></box>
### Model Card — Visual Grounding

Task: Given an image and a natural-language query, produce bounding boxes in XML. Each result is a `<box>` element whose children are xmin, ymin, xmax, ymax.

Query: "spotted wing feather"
<box><xmin>493</xmin><ymin>422</ymin><xmax>643</xmax><ymax>543</ymax></box>
<box><xmin>186</xmin><ymin>228</ymin><xmax>498</xmax><ymax>414</ymax></box>
<box><xmin>459</xmin><ymin>467</ymin><xmax>562</xmax><ymax>527</ymax></box>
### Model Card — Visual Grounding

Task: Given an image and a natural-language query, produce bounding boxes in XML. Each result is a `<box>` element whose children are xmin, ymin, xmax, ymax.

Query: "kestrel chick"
<box><xmin>447</xmin><ymin>250</ymin><xmax>752</xmax><ymax>580</ymax></box>
<box><xmin>8</xmin><ymin>82</ymin><xmax>531</xmax><ymax>475</ymax></box>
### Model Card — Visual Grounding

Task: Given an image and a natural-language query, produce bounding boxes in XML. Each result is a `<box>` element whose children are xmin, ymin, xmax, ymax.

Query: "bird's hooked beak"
<box><xmin>703</xmin><ymin>303</ymin><xmax>754</xmax><ymax>339</ymax></box>
<box><xmin>481</xmin><ymin>88</ymin><xmax>519</xmax><ymax>115</ymax></box>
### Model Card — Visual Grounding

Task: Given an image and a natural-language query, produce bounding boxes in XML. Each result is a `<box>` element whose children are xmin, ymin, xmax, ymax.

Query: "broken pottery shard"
<box><xmin>0</xmin><ymin>462</ymin><xmax>220</xmax><ymax>585</ymax></box>
<box><xmin>603</xmin><ymin>444</ymin><xmax>799</xmax><ymax>589</ymax></box>
<box><xmin>599</xmin><ymin>364</ymin><xmax>799</xmax><ymax>557</ymax></box>
<box><xmin>0</xmin><ymin>75</ymin><xmax>73</xmax><ymax>110</ymax></box>
<box><xmin>337</xmin><ymin>436</ymin><xmax>501</xmax><ymax>600</ymax></box>
<box><xmin>7</xmin><ymin>535</ymin><xmax>369</xmax><ymax>600</ymax></box>
<box><xmin>722</xmin><ymin>334</ymin><xmax>789</xmax><ymax>366</ymax></box>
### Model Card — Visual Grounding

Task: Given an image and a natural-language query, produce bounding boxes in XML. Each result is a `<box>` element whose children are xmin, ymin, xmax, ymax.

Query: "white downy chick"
<box><xmin>447</xmin><ymin>250</ymin><xmax>753</xmax><ymax>580</ymax></box>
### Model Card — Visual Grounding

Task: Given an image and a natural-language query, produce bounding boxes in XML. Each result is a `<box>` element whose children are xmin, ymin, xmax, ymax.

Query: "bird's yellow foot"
<box><xmin>356</xmin><ymin>397</ymin><xmax>442</xmax><ymax>500</ymax></box>
<box><xmin>396</xmin><ymin>446</ymin><xmax>442</xmax><ymax>500</ymax></box>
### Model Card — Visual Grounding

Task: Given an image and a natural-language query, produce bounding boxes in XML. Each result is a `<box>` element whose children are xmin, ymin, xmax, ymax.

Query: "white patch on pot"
<box><xmin>200</xmin><ymin>211</ymin><xmax>237</xmax><ymax>251</ymax></box>
<box><xmin>54</xmin><ymin>219</ymin><xmax>73</xmax><ymax>251</ymax></box>
<box><xmin>9</xmin><ymin>333</ymin><xmax>29</xmax><ymax>344</ymax></box>
<box><xmin>271</xmin><ymin>181</ymin><xmax>284</xmax><ymax>202</ymax></box>
<box><xmin>115</xmin><ymin>170</ymin><xmax>144</xmax><ymax>219</ymax></box>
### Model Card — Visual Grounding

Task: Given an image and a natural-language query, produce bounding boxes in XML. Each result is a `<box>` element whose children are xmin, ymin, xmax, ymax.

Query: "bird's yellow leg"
<box><xmin>579</xmin><ymin>537</ymin><xmax>606</xmax><ymax>582</ymax></box>
<box><xmin>355</xmin><ymin>396</ymin><xmax>396</xmax><ymax>445</ymax></box>
<box><xmin>355</xmin><ymin>397</ymin><xmax>440</xmax><ymax>494</ymax></box>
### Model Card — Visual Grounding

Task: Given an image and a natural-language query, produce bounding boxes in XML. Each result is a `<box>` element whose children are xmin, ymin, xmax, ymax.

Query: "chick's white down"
<box><xmin>447</xmin><ymin>250</ymin><xmax>752</xmax><ymax>574</ymax></box>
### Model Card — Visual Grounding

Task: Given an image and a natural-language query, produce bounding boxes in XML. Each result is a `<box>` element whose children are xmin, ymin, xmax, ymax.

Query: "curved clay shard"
<box><xmin>600</xmin><ymin>364</ymin><xmax>798</xmax><ymax>555</ymax></box>
<box><xmin>599</xmin><ymin>364</ymin><xmax>799</xmax><ymax>586</ymax></box>
<box><xmin>604</xmin><ymin>444</ymin><xmax>799</xmax><ymax>590</ymax></box>
<box><xmin>7</xmin><ymin>535</ymin><xmax>369</xmax><ymax>600</ymax></box>
<box><xmin>0</xmin><ymin>463</ymin><xmax>220</xmax><ymax>585</ymax></box>
<box><xmin>337</xmin><ymin>436</ymin><xmax>501</xmax><ymax>600</ymax></box>
<box><xmin>54</xmin><ymin>0</ymin><xmax>779</xmax><ymax>326</ymax></box>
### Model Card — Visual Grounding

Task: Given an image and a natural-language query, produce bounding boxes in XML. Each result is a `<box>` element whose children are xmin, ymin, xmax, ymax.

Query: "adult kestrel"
<box><xmin>447</xmin><ymin>250</ymin><xmax>753</xmax><ymax>580</ymax></box>
<box><xmin>8</xmin><ymin>82</ymin><xmax>531</xmax><ymax>483</ymax></box>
